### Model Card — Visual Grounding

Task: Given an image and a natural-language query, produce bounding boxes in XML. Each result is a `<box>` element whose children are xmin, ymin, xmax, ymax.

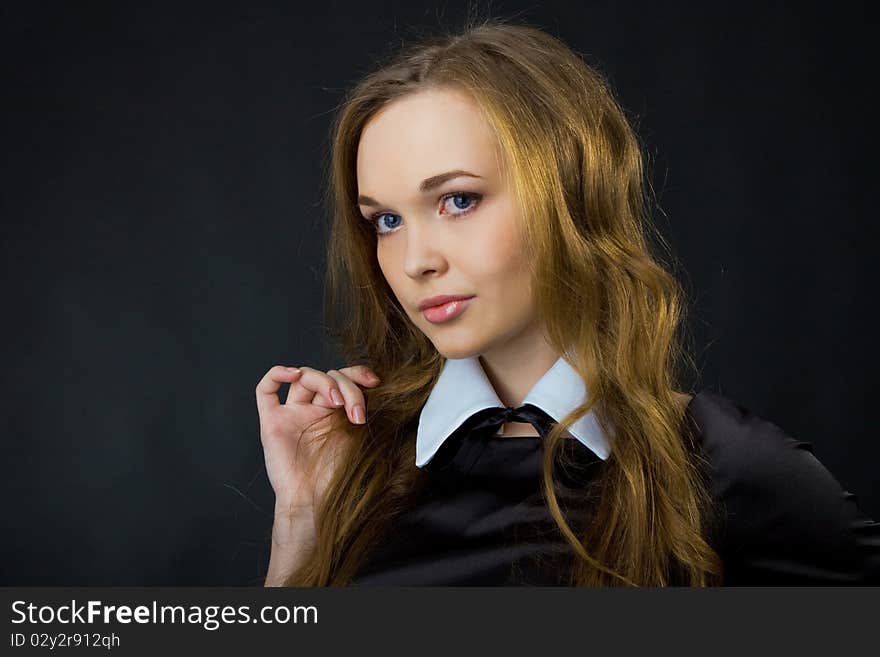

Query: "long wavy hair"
<box><xmin>284</xmin><ymin>17</ymin><xmax>723</xmax><ymax>586</ymax></box>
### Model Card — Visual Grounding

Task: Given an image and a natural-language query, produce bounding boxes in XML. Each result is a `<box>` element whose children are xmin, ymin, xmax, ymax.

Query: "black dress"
<box><xmin>349</xmin><ymin>389</ymin><xmax>880</xmax><ymax>585</ymax></box>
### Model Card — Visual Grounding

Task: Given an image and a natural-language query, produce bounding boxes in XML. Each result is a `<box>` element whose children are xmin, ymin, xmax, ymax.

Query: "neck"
<box><xmin>478</xmin><ymin>330</ymin><xmax>560</xmax><ymax>438</ymax></box>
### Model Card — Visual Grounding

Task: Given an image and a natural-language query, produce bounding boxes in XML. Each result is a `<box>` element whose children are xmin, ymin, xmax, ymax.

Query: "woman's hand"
<box><xmin>255</xmin><ymin>364</ymin><xmax>381</xmax><ymax>516</ymax></box>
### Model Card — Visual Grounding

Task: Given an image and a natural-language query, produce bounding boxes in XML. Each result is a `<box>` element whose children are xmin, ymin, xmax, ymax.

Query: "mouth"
<box><xmin>421</xmin><ymin>297</ymin><xmax>475</xmax><ymax>324</ymax></box>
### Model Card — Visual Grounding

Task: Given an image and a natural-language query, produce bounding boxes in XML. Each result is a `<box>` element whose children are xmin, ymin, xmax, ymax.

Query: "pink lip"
<box><xmin>418</xmin><ymin>294</ymin><xmax>476</xmax><ymax>311</ymax></box>
<box><xmin>421</xmin><ymin>297</ymin><xmax>475</xmax><ymax>324</ymax></box>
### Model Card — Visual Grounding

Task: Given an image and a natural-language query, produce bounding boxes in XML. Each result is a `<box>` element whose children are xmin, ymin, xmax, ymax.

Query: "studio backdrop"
<box><xmin>1</xmin><ymin>1</ymin><xmax>876</xmax><ymax>585</ymax></box>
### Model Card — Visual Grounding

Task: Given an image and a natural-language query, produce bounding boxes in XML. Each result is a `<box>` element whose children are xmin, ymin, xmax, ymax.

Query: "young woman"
<box><xmin>255</xmin><ymin>19</ymin><xmax>879</xmax><ymax>586</ymax></box>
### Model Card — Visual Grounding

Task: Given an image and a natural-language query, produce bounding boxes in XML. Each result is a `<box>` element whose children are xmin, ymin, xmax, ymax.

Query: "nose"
<box><xmin>402</xmin><ymin>218</ymin><xmax>448</xmax><ymax>279</ymax></box>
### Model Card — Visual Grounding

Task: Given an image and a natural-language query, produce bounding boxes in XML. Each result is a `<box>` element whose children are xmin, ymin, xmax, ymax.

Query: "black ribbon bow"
<box><xmin>425</xmin><ymin>404</ymin><xmax>557</xmax><ymax>481</ymax></box>
<box><xmin>466</xmin><ymin>403</ymin><xmax>557</xmax><ymax>439</ymax></box>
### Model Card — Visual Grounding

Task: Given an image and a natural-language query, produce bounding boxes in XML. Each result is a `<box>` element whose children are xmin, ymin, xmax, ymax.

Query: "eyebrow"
<box><xmin>357</xmin><ymin>169</ymin><xmax>483</xmax><ymax>208</ymax></box>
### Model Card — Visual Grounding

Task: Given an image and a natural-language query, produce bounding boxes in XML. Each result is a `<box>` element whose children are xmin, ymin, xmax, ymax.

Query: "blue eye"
<box><xmin>445</xmin><ymin>193</ymin><xmax>475</xmax><ymax>212</ymax></box>
<box><xmin>371</xmin><ymin>191</ymin><xmax>482</xmax><ymax>237</ymax></box>
<box><xmin>374</xmin><ymin>213</ymin><xmax>402</xmax><ymax>235</ymax></box>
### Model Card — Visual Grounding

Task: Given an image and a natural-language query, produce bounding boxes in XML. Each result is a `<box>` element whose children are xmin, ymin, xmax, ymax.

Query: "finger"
<box><xmin>337</xmin><ymin>365</ymin><xmax>382</xmax><ymax>387</ymax></box>
<box><xmin>326</xmin><ymin>370</ymin><xmax>368</xmax><ymax>424</ymax></box>
<box><xmin>284</xmin><ymin>366</ymin><xmax>346</xmax><ymax>408</ymax></box>
<box><xmin>255</xmin><ymin>365</ymin><xmax>303</xmax><ymax>419</ymax></box>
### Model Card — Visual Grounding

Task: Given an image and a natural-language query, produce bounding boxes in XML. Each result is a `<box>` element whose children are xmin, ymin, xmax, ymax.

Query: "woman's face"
<box><xmin>356</xmin><ymin>86</ymin><xmax>541</xmax><ymax>360</ymax></box>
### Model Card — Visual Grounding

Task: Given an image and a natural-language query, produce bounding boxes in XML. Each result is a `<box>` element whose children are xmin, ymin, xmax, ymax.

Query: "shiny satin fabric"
<box><xmin>349</xmin><ymin>389</ymin><xmax>880</xmax><ymax>585</ymax></box>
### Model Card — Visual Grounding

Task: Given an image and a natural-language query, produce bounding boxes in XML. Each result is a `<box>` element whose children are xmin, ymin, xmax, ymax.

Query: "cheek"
<box><xmin>466</xmin><ymin>216</ymin><xmax>528</xmax><ymax>283</ymax></box>
<box><xmin>376</xmin><ymin>249</ymin><xmax>400</xmax><ymax>295</ymax></box>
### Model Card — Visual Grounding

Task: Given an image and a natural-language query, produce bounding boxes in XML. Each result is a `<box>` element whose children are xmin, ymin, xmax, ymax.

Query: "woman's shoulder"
<box><xmin>683</xmin><ymin>388</ymin><xmax>853</xmax><ymax>508</ymax></box>
<box><xmin>682</xmin><ymin>388</ymin><xmax>880</xmax><ymax>584</ymax></box>
<box><xmin>683</xmin><ymin>389</ymin><xmax>841</xmax><ymax>490</ymax></box>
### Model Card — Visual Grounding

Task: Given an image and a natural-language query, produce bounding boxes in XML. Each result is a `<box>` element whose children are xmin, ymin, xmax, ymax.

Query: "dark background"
<box><xmin>1</xmin><ymin>1</ymin><xmax>876</xmax><ymax>585</ymax></box>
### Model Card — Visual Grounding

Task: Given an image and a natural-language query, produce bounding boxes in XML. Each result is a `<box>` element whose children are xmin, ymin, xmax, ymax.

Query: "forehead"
<box><xmin>356</xmin><ymin>87</ymin><xmax>503</xmax><ymax>195</ymax></box>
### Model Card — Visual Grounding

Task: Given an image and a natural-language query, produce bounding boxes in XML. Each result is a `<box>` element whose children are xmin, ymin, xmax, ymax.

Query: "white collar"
<box><xmin>415</xmin><ymin>355</ymin><xmax>612</xmax><ymax>467</ymax></box>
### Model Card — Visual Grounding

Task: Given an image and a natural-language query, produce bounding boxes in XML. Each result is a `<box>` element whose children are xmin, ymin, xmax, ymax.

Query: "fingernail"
<box><xmin>353</xmin><ymin>404</ymin><xmax>365</xmax><ymax>424</ymax></box>
<box><xmin>330</xmin><ymin>389</ymin><xmax>344</xmax><ymax>406</ymax></box>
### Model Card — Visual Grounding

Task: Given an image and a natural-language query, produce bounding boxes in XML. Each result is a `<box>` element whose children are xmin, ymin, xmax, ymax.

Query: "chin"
<box><xmin>429</xmin><ymin>335</ymin><xmax>486</xmax><ymax>361</ymax></box>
